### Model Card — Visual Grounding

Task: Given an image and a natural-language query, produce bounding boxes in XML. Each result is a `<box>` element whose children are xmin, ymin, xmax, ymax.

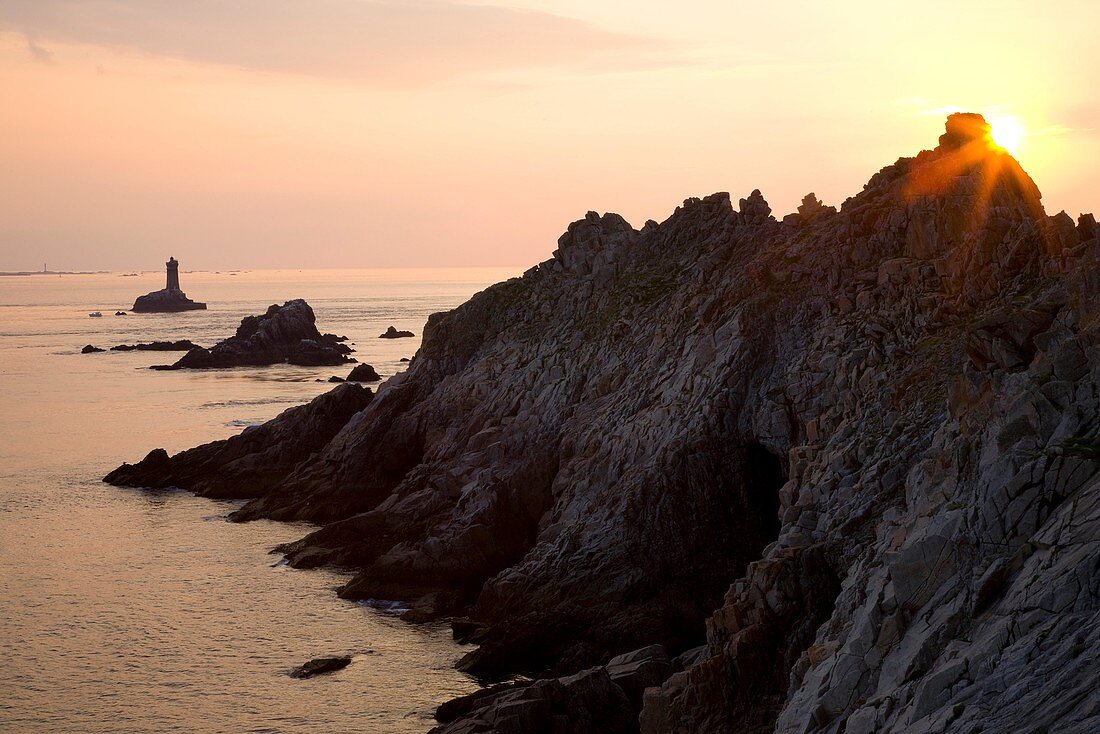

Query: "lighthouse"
<box><xmin>130</xmin><ymin>255</ymin><xmax>206</xmax><ymax>312</ymax></box>
<box><xmin>166</xmin><ymin>257</ymin><xmax>181</xmax><ymax>291</ymax></box>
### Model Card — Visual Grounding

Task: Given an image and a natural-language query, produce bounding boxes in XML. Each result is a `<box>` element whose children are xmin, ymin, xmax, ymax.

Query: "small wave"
<box><xmin>226</xmin><ymin>419</ymin><xmax>264</xmax><ymax>428</ymax></box>
<box><xmin>359</xmin><ymin>599</ymin><xmax>410</xmax><ymax>614</ymax></box>
<box><xmin>200</xmin><ymin>398</ymin><xmax>298</xmax><ymax>409</ymax></box>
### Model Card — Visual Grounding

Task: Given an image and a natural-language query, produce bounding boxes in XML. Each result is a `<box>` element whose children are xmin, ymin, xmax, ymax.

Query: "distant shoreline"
<box><xmin>0</xmin><ymin>271</ymin><xmax>110</xmax><ymax>277</ymax></box>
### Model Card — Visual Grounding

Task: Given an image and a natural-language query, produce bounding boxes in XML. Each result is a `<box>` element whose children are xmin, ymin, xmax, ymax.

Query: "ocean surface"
<box><xmin>0</xmin><ymin>268</ymin><xmax>520</xmax><ymax>734</ymax></box>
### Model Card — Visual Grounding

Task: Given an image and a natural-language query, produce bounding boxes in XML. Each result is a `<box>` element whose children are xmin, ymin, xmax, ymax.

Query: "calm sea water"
<box><xmin>0</xmin><ymin>268</ymin><xmax>519</xmax><ymax>734</ymax></box>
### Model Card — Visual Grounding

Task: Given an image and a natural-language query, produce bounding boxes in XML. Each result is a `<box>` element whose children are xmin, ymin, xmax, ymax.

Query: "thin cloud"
<box><xmin>25</xmin><ymin>34</ymin><xmax>54</xmax><ymax>64</ymax></box>
<box><xmin>0</xmin><ymin>0</ymin><xmax>684</xmax><ymax>85</ymax></box>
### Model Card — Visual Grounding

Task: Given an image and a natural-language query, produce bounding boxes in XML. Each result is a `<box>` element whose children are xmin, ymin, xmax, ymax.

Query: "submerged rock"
<box><xmin>152</xmin><ymin>300</ymin><xmax>352</xmax><ymax>370</ymax></box>
<box><xmin>289</xmin><ymin>656</ymin><xmax>351</xmax><ymax>679</ymax></box>
<box><xmin>379</xmin><ymin>325</ymin><xmax>414</xmax><ymax>339</ymax></box>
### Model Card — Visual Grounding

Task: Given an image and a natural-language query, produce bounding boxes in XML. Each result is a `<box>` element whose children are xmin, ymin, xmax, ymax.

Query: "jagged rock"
<box><xmin>346</xmin><ymin>363</ymin><xmax>382</xmax><ymax>382</ymax></box>
<box><xmin>114</xmin><ymin>311</ymin><xmax>126</xmax><ymax>316</ymax></box>
<box><xmin>379</xmin><ymin>326</ymin><xmax>415</xmax><ymax>339</ymax></box>
<box><xmin>107</xmin><ymin>115</ymin><xmax>1100</xmax><ymax>734</ymax></box>
<box><xmin>152</xmin><ymin>300</ymin><xmax>352</xmax><ymax>369</ymax></box>
<box><xmin>429</xmin><ymin>667</ymin><xmax>634</xmax><ymax>734</ymax></box>
<box><xmin>109</xmin><ymin>340</ymin><xmax>200</xmax><ymax>352</ymax></box>
<box><xmin>738</xmin><ymin>189</ymin><xmax>773</xmax><ymax>225</ymax></box>
<box><xmin>81</xmin><ymin>344</ymin><xmax>104</xmax><ymax>353</ymax></box>
<box><xmin>289</xmin><ymin>656</ymin><xmax>351</xmax><ymax>679</ymax></box>
<box><xmin>104</xmin><ymin>383</ymin><xmax>371</xmax><ymax>499</ymax></box>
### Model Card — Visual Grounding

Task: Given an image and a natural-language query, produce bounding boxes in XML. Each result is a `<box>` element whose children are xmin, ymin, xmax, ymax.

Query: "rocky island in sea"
<box><xmin>152</xmin><ymin>299</ymin><xmax>355</xmax><ymax>370</ymax></box>
<box><xmin>107</xmin><ymin>115</ymin><xmax>1100</xmax><ymax>733</ymax></box>
<box><xmin>131</xmin><ymin>256</ymin><xmax>207</xmax><ymax>312</ymax></box>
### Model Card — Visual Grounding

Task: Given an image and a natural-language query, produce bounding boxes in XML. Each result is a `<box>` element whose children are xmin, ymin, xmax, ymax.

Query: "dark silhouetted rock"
<box><xmin>379</xmin><ymin>326</ymin><xmax>414</xmax><ymax>339</ymax></box>
<box><xmin>114</xmin><ymin>311</ymin><xmax>127</xmax><ymax>316</ymax></box>
<box><xmin>131</xmin><ymin>256</ymin><xmax>206</xmax><ymax>312</ymax></box>
<box><xmin>430</xmin><ymin>668</ymin><xmax>634</xmax><ymax>734</ymax></box>
<box><xmin>153</xmin><ymin>300</ymin><xmax>352</xmax><ymax>370</ymax></box>
<box><xmin>289</xmin><ymin>656</ymin><xmax>351</xmax><ymax>679</ymax></box>
<box><xmin>111</xmin><ymin>115</ymin><xmax>1100</xmax><ymax>734</ymax></box>
<box><xmin>104</xmin><ymin>383</ymin><xmax>371</xmax><ymax>499</ymax></box>
<box><xmin>346</xmin><ymin>363</ymin><xmax>381</xmax><ymax>382</ymax></box>
<box><xmin>131</xmin><ymin>289</ymin><xmax>206</xmax><ymax>312</ymax></box>
<box><xmin>110</xmin><ymin>340</ymin><xmax>201</xmax><ymax>352</ymax></box>
<box><xmin>81</xmin><ymin>344</ymin><xmax>105</xmax><ymax>353</ymax></box>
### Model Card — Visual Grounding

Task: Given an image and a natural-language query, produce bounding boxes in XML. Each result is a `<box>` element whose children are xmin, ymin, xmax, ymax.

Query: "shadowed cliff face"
<box><xmin>107</xmin><ymin>114</ymin><xmax>1100</xmax><ymax>733</ymax></box>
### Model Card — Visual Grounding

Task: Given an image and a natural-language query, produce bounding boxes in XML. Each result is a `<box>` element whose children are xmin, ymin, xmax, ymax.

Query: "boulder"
<box><xmin>81</xmin><ymin>344</ymin><xmax>105</xmax><ymax>353</ymax></box>
<box><xmin>379</xmin><ymin>326</ymin><xmax>414</xmax><ymax>339</ymax></box>
<box><xmin>346</xmin><ymin>363</ymin><xmax>381</xmax><ymax>382</ymax></box>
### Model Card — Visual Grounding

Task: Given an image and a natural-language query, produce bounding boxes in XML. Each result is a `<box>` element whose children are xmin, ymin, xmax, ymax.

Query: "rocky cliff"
<box><xmin>107</xmin><ymin>114</ymin><xmax>1100</xmax><ymax>733</ymax></box>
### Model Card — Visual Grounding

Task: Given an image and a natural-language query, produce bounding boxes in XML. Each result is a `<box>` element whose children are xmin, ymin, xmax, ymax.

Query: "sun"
<box><xmin>987</xmin><ymin>114</ymin><xmax>1026</xmax><ymax>155</ymax></box>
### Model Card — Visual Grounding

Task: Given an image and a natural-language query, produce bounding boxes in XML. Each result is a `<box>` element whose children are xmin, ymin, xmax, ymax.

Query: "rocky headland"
<box><xmin>152</xmin><ymin>299</ymin><xmax>354</xmax><ymax>370</ymax></box>
<box><xmin>106</xmin><ymin>115</ymin><xmax>1100</xmax><ymax>733</ymax></box>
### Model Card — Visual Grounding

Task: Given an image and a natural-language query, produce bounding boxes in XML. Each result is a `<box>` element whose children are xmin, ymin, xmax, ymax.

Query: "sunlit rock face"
<box><xmin>109</xmin><ymin>116</ymin><xmax>1100</xmax><ymax>733</ymax></box>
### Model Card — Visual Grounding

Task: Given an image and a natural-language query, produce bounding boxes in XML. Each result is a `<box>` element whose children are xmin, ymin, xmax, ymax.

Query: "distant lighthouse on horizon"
<box><xmin>130</xmin><ymin>255</ymin><xmax>206</xmax><ymax>312</ymax></box>
<box><xmin>166</xmin><ymin>256</ymin><xmax>181</xmax><ymax>291</ymax></box>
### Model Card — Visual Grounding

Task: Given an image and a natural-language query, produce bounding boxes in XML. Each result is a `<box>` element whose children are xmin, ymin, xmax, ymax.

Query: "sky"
<box><xmin>1</xmin><ymin>0</ymin><xmax>1097</xmax><ymax>271</ymax></box>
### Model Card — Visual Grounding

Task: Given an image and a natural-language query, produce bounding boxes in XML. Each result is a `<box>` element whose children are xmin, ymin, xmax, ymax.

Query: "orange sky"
<box><xmin>1</xmin><ymin>0</ymin><xmax>1097</xmax><ymax>271</ymax></box>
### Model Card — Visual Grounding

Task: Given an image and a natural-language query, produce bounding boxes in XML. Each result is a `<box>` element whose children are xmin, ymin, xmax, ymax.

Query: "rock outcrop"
<box><xmin>81</xmin><ymin>344</ymin><xmax>104</xmax><ymax>353</ymax></box>
<box><xmin>106</xmin><ymin>115</ymin><xmax>1100</xmax><ymax>733</ymax></box>
<box><xmin>289</xmin><ymin>655</ymin><xmax>352</xmax><ymax>679</ymax></box>
<box><xmin>110</xmin><ymin>340</ymin><xmax>201</xmax><ymax>352</ymax></box>
<box><xmin>379</xmin><ymin>325</ymin><xmax>415</xmax><ymax>338</ymax></box>
<box><xmin>131</xmin><ymin>289</ymin><xmax>206</xmax><ymax>312</ymax></box>
<box><xmin>152</xmin><ymin>300</ymin><xmax>353</xmax><ymax>370</ymax></box>
<box><xmin>104</xmin><ymin>383</ymin><xmax>371</xmax><ymax>498</ymax></box>
<box><xmin>346</xmin><ymin>363</ymin><xmax>382</xmax><ymax>382</ymax></box>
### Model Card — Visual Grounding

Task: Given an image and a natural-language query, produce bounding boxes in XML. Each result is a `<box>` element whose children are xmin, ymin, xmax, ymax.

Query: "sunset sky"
<box><xmin>1</xmin><ymin>0</ymin><xmax>1097</xmax><ymax>271</ymax></box>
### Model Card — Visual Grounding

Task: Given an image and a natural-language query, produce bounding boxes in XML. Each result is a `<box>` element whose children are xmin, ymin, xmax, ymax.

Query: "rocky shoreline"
<box><xmin>105</xmin><ymin>115</ymin><xmax>1100</xmax><ymax>733</ymax></box>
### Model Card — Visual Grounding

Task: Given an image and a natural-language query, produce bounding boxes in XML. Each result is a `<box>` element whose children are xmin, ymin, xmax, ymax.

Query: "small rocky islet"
<box><xmin>150</xmin><ymin>299</ymin><xmax>354</xmax><ymax>370</ymax></box>
<box><xmin>131</xmin><ymin>256</ymin><xmax>206</xmax><ymax>312</ymax></box>
<box><xmin>106</xmin><ymin>115</ymin><xmax>1100</xmax><ymax>733</ymax></box>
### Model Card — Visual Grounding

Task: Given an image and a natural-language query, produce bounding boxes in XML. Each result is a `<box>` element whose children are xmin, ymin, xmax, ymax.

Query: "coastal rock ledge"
<box><xmin>107</xmin><ymin>115</ymin><xmax>1100</xmax><ymax>733</ymax></box>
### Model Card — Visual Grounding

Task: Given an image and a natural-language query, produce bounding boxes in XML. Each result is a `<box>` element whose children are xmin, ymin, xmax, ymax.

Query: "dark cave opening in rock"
<box><xmin>743</xmin><ymin>442</ymin><xmax>785</xmax><ymax>541</ymax></box>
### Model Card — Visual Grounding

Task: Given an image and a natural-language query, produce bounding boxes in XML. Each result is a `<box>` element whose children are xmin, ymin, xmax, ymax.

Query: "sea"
<box><xmin>0</xmin><ymin>268</ymin><xmax>520</xmax><ymax>734</ymax></box>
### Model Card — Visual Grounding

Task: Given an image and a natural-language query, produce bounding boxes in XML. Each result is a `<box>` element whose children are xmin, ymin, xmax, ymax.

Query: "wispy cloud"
<box><xmin>25</xmin><ymin>35</ymin><xmax>54</xmax><ymax>64</ymax></box>
<box><xmin>0</xmin><ymin>0</ymin><xmax>683</xmax><ymax>85</ymax></box>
